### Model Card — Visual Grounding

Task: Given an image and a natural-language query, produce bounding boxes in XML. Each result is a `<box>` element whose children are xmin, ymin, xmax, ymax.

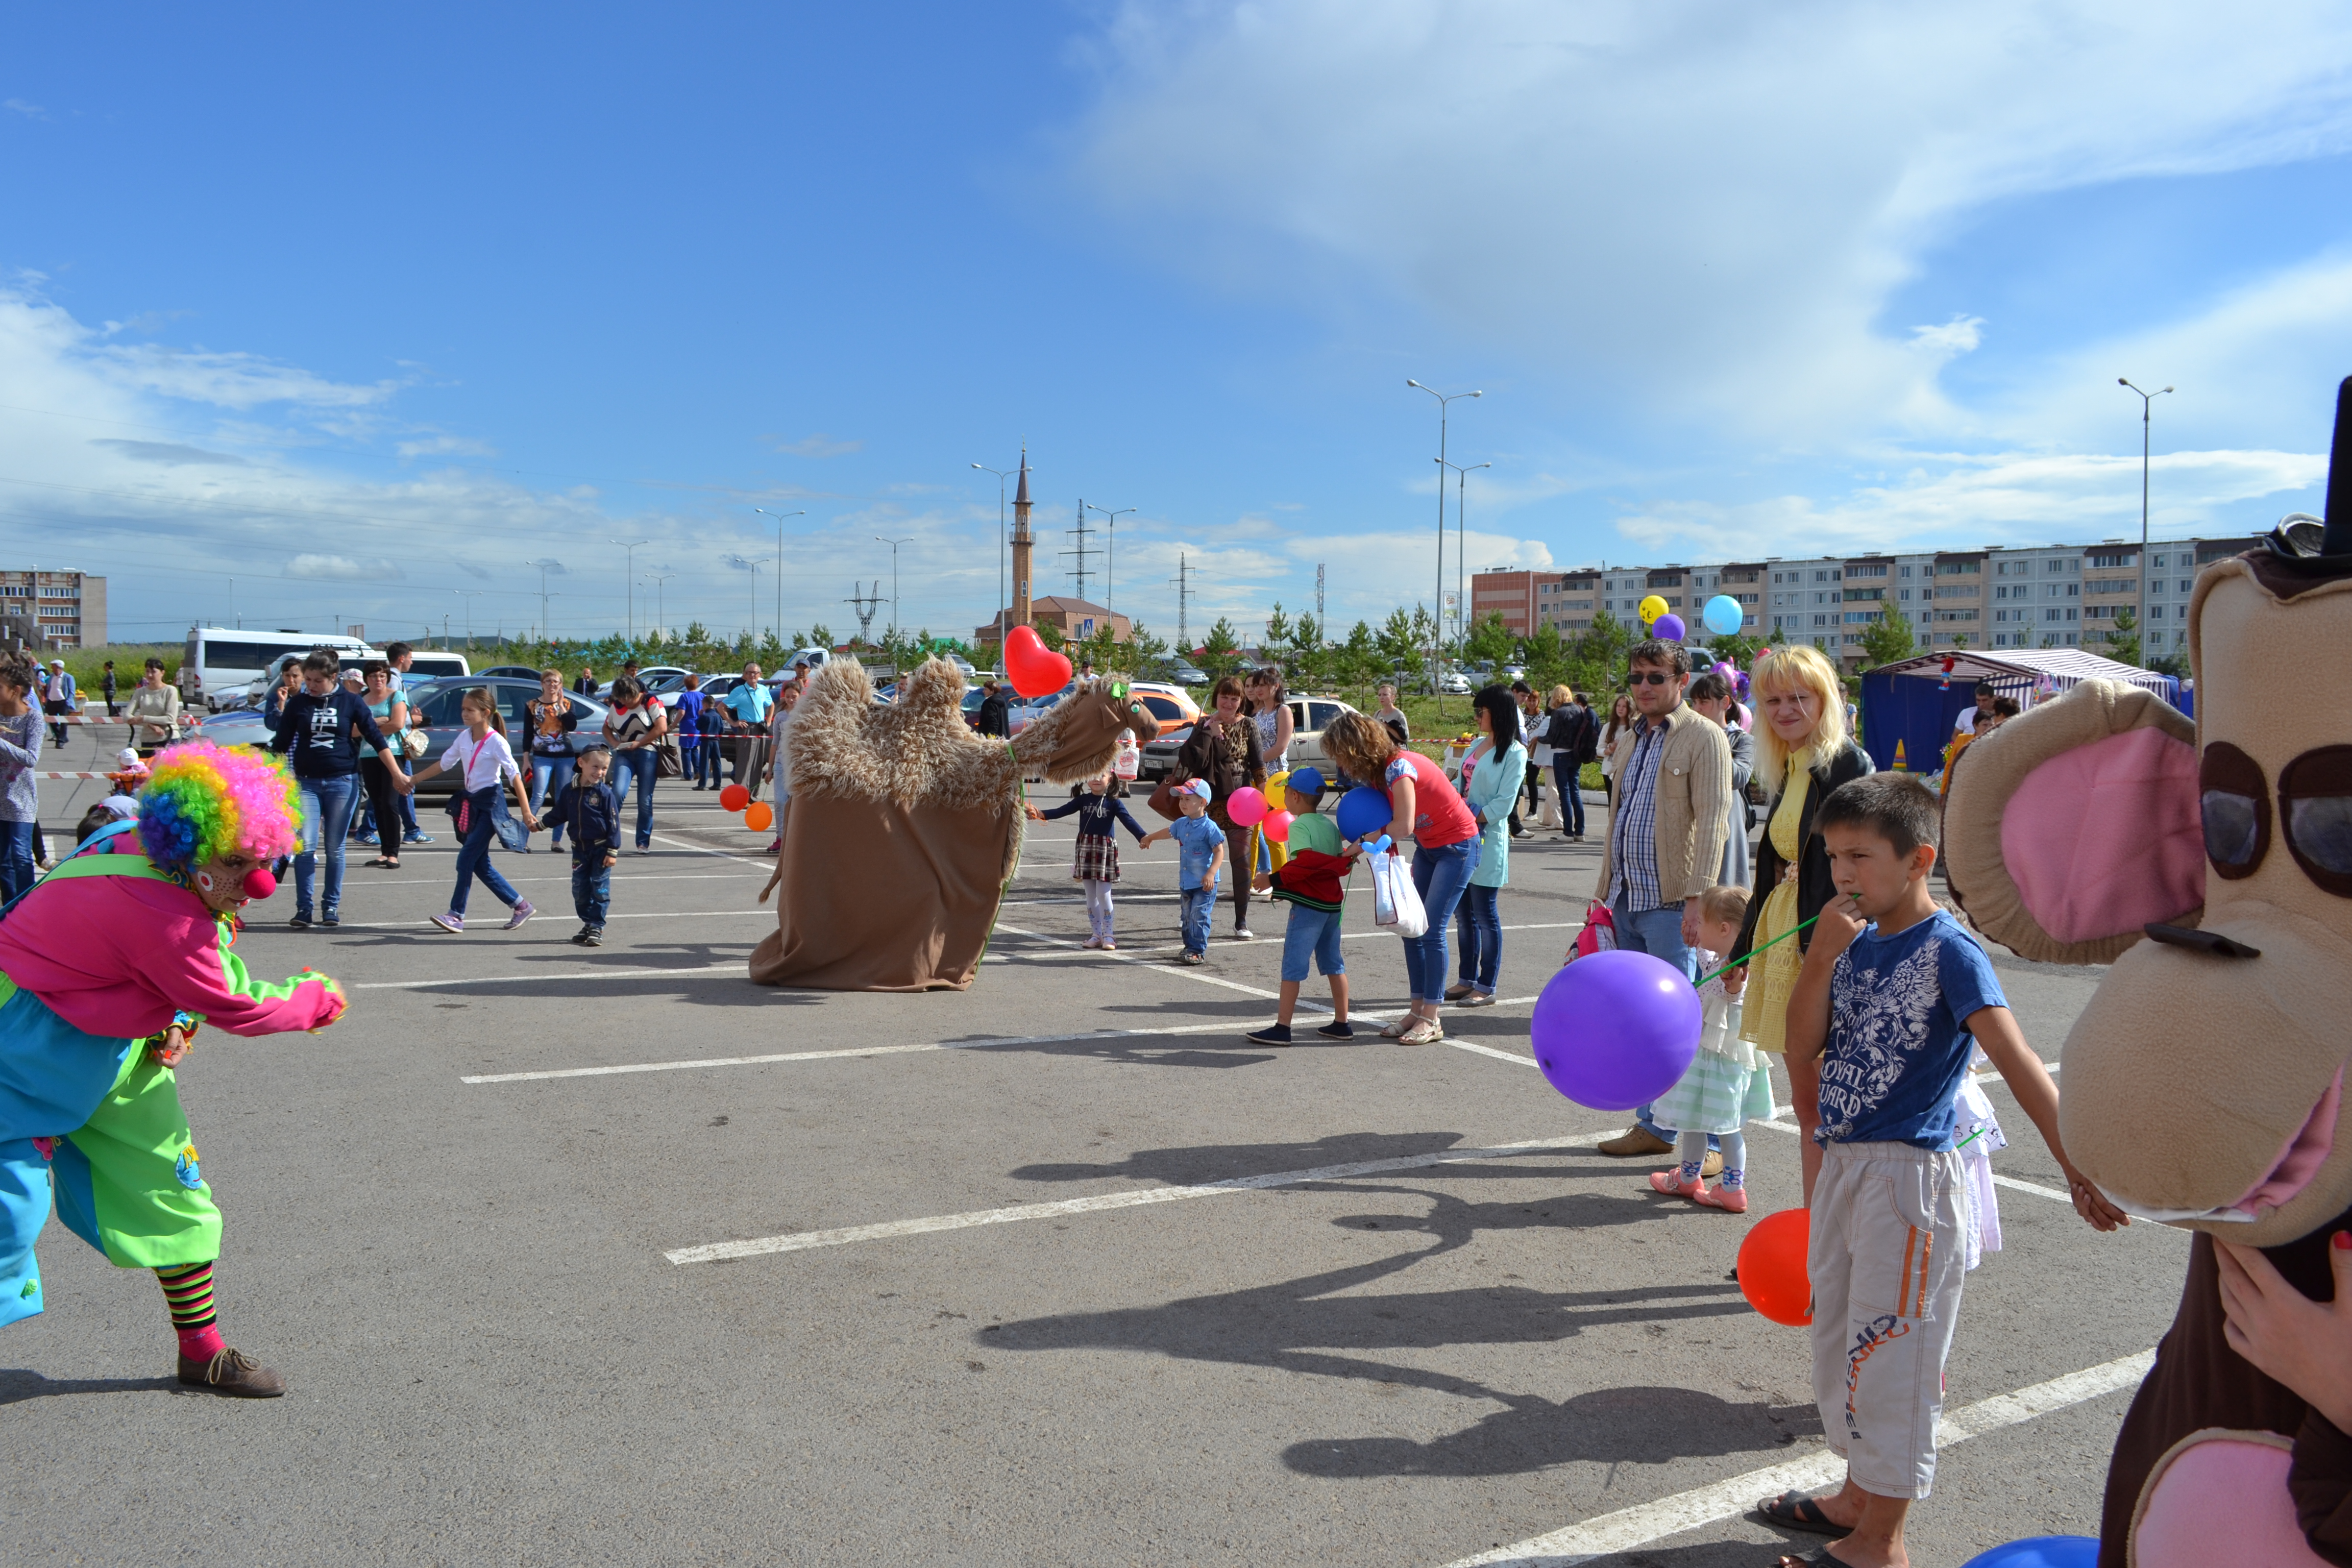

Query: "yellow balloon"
<box><xmin>1638</xmin><ymin>595</ymin><xmax>1668</xmax><ymax>625</ymax></box>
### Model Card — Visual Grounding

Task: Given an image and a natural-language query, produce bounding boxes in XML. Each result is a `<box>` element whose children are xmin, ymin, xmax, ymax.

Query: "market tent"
<box><xmin>1859</xmin><ymin>649</ymin><xmax>2184</xmax><ymax>778</ymax></box>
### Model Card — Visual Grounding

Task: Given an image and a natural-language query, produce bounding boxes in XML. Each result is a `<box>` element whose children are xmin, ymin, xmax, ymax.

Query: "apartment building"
<box><xmin>1473</xmin><ymin>532</ymin><xmax>2261</xmax><ymax>670</ymax></box>
<box><xmin>0</xmin><ymin>570</ymin><xmax>106</xmax><ymax>649</ymax></box>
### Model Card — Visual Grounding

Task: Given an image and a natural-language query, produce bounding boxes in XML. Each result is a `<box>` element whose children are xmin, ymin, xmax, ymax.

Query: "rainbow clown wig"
<box><xmin>136</xmin><ymin>741</ymin><xmax>303</xmax><ymax>871</ymax></box>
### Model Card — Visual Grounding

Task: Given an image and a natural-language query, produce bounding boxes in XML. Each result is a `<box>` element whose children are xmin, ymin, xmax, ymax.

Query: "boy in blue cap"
<box><xmin>1244</xmin><ymin>767</ymin><xmax>1361</xmax><ymax>1044</ymax></box>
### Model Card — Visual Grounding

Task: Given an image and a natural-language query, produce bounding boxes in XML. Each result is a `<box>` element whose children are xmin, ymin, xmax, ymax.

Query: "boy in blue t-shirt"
<box><xmin>1140</xmin><ymin>779</ymin><xmax>1226</xmax><ymax>965</ymax></box>
<box><xmin>1771</xmin><ymin>774</ymin><xmax>2125</xmax><ymax>1567</ymax></box>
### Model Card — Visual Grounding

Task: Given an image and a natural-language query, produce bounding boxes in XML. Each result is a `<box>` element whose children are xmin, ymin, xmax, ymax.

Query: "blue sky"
<box><xmin>8</xmin><ymin>2</ymin><xmax>2352</xmax><ymax>650</ymax></box>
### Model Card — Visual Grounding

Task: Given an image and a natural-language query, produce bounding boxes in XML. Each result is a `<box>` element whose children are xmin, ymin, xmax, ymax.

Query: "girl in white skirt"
<box><xmin>1649</xmin><ymin>885</ymin><xmax>1773</xmax><ymax>1212</ymax></box>
<box><xmin>1038</xmin><ymin>773</ymin><xmax>1150</xmax><ymax>949</ymax></box>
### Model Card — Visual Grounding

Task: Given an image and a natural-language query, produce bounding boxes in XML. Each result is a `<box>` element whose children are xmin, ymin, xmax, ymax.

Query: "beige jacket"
<box><xmin>1594</xmin><ymin>703</ymin><xmax>1734</xmax><ymax>907</ymax></box>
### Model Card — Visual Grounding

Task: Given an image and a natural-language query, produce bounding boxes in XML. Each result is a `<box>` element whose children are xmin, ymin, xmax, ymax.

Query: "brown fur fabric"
<box><xmin>750</xmin><ymin>658</ymin><xmax>1159</xmax><ymax>991</ymax></box>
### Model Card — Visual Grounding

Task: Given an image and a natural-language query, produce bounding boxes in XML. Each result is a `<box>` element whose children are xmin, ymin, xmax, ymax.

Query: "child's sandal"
<box><xmin>1648</xmin><ymin>1170</ymin><xmax>1703</xmax><ymax>1199</ymax></box>
<box><xmin>1693</xmin><ymin>1184</ymin><xmax>1749</xmax><ymax>1213</ymax></box>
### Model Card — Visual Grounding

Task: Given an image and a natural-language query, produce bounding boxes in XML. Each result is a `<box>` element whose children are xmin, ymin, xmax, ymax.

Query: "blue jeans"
<box><xmin>1455</xmin><ymin>882</ymin><xmax>1501</xmax><ymax>992</ymax></box>
<box><xmin>608</xmin><ymin>748</ymin><xmax>656</xmax><ymax>848</ymax></box>
<box><xmin>1280</xmin><ymin>904</ymin><xmax>1345</xmax><ymax>982</ymax></box>
<box><xmin>1179</xmin><ymin>885</ymin><xmax>1217</xmax><ymax>955</ymax></box>
<box><xmin>693</xmin><ymin>738</ymin><xmax>722</xmax><ymax>787</ymax></box>
<box><xmin>1402</xmin><ymin>839</ymin><xmax>1478</xmax><ymax>1004</ymax></box>
<box><xmin>1612</xmin><ymin>890</ymin><xmax>1714</xmax><ymax>1148</ymax></box>
<box><xmin>0</xmin><ymin>820</ymin><xmax>36</xmax><ymax>904</ymax></box>
<box><xmin>449</xmin><ymin>787</ymin><xmax>522</xmax><ymax>917</ymax></box>
<box><xmin>294</xmin><ymin>773</ymin><xmax>358</xmax><ymax>918</ymax></box>
<box><xmin>530</xmin><ymin>754</ymin><xmax>577</xmax><ymax>845</ymax></box>
<box><xmin>572</xmin><ymin>856</ymin><xmax>611</xmax><ymax>927</ymax></box>
<box><xmin>1554</xmin><ymin>758</ymin><xmax>1586</xmax><ymax>836</ymax></box>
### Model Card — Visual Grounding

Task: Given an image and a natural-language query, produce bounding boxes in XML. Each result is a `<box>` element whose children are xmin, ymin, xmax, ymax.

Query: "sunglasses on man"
<box><xmin>1628</xmin><ymin>670</ymin><xmax>1677</xmax><ymax>687</ymax></box>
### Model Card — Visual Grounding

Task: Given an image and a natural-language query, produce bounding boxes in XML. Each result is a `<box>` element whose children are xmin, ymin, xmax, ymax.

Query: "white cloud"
<box><xmin>5</xmin><ymin>99</ymin><xmax>46</xmax><ymax>120</ymax></box>
<box><xmin>89</xmin><ymin>438</ymin><xmax>247</xmax><ymax>467</ymax></box>
<box><xmin>765</xmin><ymin>432</ymin><xmax>863</xmax><ymax>458</ymax></box>
<box><xmin>1072</xmin><ymin>1</ymin><xmax>2352</xmax><ymax>437</ymax></box>
<box><xmin>286</xmin><ymin>553</ymin><xmax>404</xmax><ymax>582</ymax></box>
<box><xmin>396</xmin><ymin>433</ymin><xmax>499</xmax><ymax>459</ymax></box>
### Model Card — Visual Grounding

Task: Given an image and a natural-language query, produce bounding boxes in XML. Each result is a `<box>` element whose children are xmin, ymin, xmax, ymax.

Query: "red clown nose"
<box><xmin>242</xmin><ymin>868</ymin><xmax>278</xmax><ymax>901</ymax></box>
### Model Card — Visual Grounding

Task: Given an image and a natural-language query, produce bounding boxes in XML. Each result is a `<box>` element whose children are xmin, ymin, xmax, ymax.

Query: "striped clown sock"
<box><xmin>157</xmin><ymin>1260</ymin><xmax>224</xmax><ymax>1362</ymax></box>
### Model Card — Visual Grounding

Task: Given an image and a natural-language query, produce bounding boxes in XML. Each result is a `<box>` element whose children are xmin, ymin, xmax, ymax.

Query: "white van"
<box><xmin>185</xmin><ymin>627</ymin><xmax>375</xmax><ymax>710</ymax></box>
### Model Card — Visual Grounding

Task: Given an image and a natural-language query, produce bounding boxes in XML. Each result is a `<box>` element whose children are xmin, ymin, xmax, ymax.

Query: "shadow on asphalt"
<box><xmin>0</xmin><ymin>1368</ymin><xmax>181</xmax><ymax>1405</ymax></box>
<box><xmin>986</xmin><ymin>1167</ymin><xmax>1800</xmax><ymax>1479</ymax></box>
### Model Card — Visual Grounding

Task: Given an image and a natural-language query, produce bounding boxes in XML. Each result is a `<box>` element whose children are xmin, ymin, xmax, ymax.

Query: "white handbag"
<box><xmin>1368</xmin><ymin>849</ymin><xmax>1427</xmax><ymax>938</ymax></box>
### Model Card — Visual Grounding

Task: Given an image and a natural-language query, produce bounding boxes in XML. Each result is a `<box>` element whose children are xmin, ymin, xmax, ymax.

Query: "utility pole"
<box><xmin>2118</xmin><ymin>378</ymin><xmax>2173</xmax><ymax>665</ymax></box>
<box><xmin>1170</xmin><ymin>553</ymin><xmax>1192</xmax><ymax>650</ymax></box>
<box><xmin>454</xmin><ymin>590</ymin><xmax>483</xmax><ymax>649</ymax></box>
<box><xmin>1408</xmin><ymin>380</ymin><xmax>1481</xmax><ymax>703</ymax></box>
<box><xmin>1315</xmin><ymin>562</ymin><xmax>1326</xmax><ymax>630</ymax></box>
<box><xmin>1084</xmin><ymin>501</ymin><xmax>1135</xmax><ymax>618</ymax></box>
<box><xmin>845</xmin><ymin>581</ymin><xmax>884</xmax><ymax>641</ymax></box>
<box><xmin>1062</xmin><ymin>502</ymin><xmax>1099</xmax><ymax>602</ymax></box>
<box><xmin>525</xmin><ymin>559</ymin><xmax>560</xmax><ymax>640</ymax></box>
<box><xmin>753</xmin><ymin>508</ymin><xmax>804</xmax><ymax>639</ymax></box>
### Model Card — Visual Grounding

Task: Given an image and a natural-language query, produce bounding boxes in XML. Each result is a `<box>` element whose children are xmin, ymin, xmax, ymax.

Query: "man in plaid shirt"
<box><xmin>1592</xmin><ymin>638</ymin><xmax>1734</xmax><ymax>1161</ymax></box>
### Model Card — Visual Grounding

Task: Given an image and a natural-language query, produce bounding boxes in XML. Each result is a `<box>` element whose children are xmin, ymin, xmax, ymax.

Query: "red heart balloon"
<box><xmin>1004</xmin><ymin>625</ymin><xmax>1072</xmax><ymax>699</ymax></box>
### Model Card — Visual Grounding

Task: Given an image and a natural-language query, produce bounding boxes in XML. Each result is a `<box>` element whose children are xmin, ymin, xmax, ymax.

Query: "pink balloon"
<box><xmin>1262</xmin><ymin>809</ymin><xmax>1293</xmax><ymax>843</ymax></box>
<box><xmin>1227</xmin><ymin>786</ymin><xmax>1268</xmax><ymax>826</ymax></box>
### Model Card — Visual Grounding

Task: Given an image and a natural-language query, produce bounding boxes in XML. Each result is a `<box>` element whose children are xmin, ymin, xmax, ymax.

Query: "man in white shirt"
<box><xmin>1952</xmin><ymin>681</ymin><xmax>1996</xmax><ymax>736</ymax></box>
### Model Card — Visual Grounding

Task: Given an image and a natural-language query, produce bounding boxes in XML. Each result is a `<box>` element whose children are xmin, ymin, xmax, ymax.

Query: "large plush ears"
<box><xmin>1944</xmin><ymin>678</ymin><xmax>2202</xmax><ymax>965</ymax></box>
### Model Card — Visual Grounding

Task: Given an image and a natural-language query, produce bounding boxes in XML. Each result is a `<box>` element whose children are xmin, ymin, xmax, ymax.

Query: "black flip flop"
<box><xmin>1755</xmin><ymin>1491</ymin><xmax>1844</xmax><ymax>1536</ymax></box>
<box><xmin>1770</xmin><ymin>1547</ymin><xmax>1848</xmax><ymax>1567</ymax></box>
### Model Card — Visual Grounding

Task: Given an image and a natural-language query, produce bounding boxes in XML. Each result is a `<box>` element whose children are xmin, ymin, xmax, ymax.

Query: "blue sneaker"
<box><xmin>404</xmin><ymin>831</ymin><xmax>434</xmax><ymax>845</ymax></box>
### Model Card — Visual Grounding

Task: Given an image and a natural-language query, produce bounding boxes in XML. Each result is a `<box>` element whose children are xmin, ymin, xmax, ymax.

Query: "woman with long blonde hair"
<box><xmin>1726</xmin><ymin>644</ymin><xmax>1871</xmax><ymax>1057</ymax></box>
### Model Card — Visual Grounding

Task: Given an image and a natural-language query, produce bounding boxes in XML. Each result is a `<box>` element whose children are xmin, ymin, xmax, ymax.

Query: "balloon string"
<box><xmin>1694</xmin><ymin>912</ymin><xmax>1823</xmax><ymax>988</ymax></box>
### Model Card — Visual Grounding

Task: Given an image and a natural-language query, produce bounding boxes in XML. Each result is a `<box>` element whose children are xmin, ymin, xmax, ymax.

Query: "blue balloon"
<box><xmin>1959</xmin><ymin>1538</ymin><xmax>2098</xmax><ymax>1568</ymax></box>
<box><xmin>1703</xmin><ymin>593</ymin><xmax>1747</xmax><ymax>635</ymax></box>
<box><xmin>1336</xmin><ymin>786</ymin><xmax>1392</xmax><ymax>843</ymax></box>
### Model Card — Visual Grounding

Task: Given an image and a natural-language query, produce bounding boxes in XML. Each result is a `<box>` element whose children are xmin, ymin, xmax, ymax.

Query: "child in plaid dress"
<box><xmin>1649</xmin><ymin>885</ymin><xmax>1771</xmax><ymax>1212</ymax></box>
<box><xmin>1038</xmin><ymin>773</ymin><xmax>1148</xmax><ymax>950</ymax></box>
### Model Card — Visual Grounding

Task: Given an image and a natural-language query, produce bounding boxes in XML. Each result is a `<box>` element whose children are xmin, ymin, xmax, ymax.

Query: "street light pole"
<box><xmin>2118</xmin><ymin>378</ymin><xmax>2173</xmax><ymax>665</ymax></box>
<box><xmin>875</xmin><ymin>535</ymin><xmax>914</xmax><ymax>669</ymax></box>
<box><xmin>1438</xmin><ymin>459</ymin><xmax>1490</xmax><ymax>654</ymax></box>
<box><xmin>753</xmin><ymin>508</ymin><xmax>806</xmax><ymax>641</ymax></box>
<box><xmin>1084</xmin><ymin>502</ymin><xmax>1136</xmax><ymax>632</ymax></box>
<box><xmin>610</xmin><ymin>538</ymin><xmax>650</xmax><ymax>646</ymax></box>
<box><xmin>454</xmin><ymin>590</ymin><xmax>484</xmax><ymax>650</ymax></box>
<box><xmin>644</xmin><ymin>573</ymin><xmax>675</xmax><ymax>642</ymax></box>
<box><xmin>1408</xmin><ymin>380</ymin><xmax>1481</xmax><ymax>705</ymax></box>
<box><xmin>972</xmin><ymin>463</ymin><xmax>1015</xmax><ymax>665</ymax></box>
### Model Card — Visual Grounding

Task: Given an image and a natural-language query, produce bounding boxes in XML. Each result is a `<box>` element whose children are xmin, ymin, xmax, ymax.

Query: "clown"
<box><xmin>0</xmin><ymin>741</ymin><xmax>346</xmax><ymax>1396</ymax></box>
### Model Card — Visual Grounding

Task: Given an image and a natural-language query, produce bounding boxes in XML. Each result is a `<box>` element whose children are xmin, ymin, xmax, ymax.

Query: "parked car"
<box><xmin>477</xmin><ymin>665</ymin><xmax>543</xmax><ymax>680</ymax></box>
<box><xmin>189</xmin><ymin>707</ymin><xmax>272</xmax><ymax>750</ymax></box>
<box><xmin>1158</xmin><ymin>659</ymin><xmax>1209</xmax><ymax>685</ymax></box>
<box><xmin>1136</xmin><ymin>695</ymin><xmax>1359</xmax><ymax>783</ymax></box>
<box><xmin>401</xmin><ymin>677</ymin><xmax>610</xmax><ymax>794</ymax></box>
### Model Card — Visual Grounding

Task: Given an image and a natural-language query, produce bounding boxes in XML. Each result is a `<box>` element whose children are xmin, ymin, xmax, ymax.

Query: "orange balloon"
<box><xmin>718</xmin><ymin>783</ymin><xmax>750</xmax><ymax>812</ymax></box>
<box><xmin>1736</xmin><ymin>1207</ymin><xmax>1812</xmax><ymax>1326</ymax></box>
<box><xmin>744</xmin><ymin>801</ymin><xmax>773</xmax><ymax>831</ymax></box>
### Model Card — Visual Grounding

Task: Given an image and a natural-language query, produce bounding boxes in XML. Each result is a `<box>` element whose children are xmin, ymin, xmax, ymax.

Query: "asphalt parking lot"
<box><xmin>2</xmin><ymin>752</ymin><xmax>2187</xmax><ymax>1566</ymax></box>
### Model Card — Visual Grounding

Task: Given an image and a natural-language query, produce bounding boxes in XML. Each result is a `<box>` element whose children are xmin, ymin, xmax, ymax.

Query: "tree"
<box><xmin>1854</xmin><ymin>606</ymin><xmax>1917</xmax><ymax>670</ymax></box>
<box><xmin>1569</xmin><ymin>609</ymin><xmax>1634</xmax><ymax>697</ymax></box>
<box><xmin>1523</xmin><ymin>622</ymin><xmax>1568</xmax><ymax>692</ymax></box>
<box><xmin>1374</xmin><ymin>607</ymin><xmax>1419</xmax><ymax>669</ymax></box>
<box><xmin>1037</xmin><ymin>622</ymin><xmax>1066</xmax><ymax>652</ymax></box>
<box><xmin>2147</xmin><ymin>650</ymin><xmax>2190</xmax><ymax>678</ymax></box>
<box><xmin>1263</xmin><ymin>602</ymin><xmax>1293</xmax><ymax>669</ymax></box>
<box><xmin>1337</xmin><ymin>619</ymin><xmax>1382</xmax><ymax>687</ymax></box>
<box><xmin>2103</xmin><ymin>606</ymin><xmax>2142</xmax><ymax>668</ymax></box>
<box><xmin>1200</xmin><ymin>617</ymin><xmax>1244</xmax><ymax>678</ymax></box>
<box><xmin>1705</xmin><ymin>631</ymin><xmax>1762</xmax><ymax>669</ymax></box>
<box><xmin>1464</xmin><ymin>610</ymin><xmax>1516</xmax><ymax>667</ymax></box>
<box><xmin>1127</xmin><ymin>620</ymin><xmax>1170</xmax><ymax>669</ymax></box>
<box><xmin>807</xmin><ymin>623</ymin><xmax>836</xmax><ymax>651</ymax></box>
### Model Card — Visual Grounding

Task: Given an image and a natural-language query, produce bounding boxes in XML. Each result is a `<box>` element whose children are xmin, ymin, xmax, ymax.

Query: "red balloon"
<box><xmin>718</xmin><ymin>783</ymin><xmax>751</xmax><ymax>812</ymax></box>
<box><xmin>1736</xmin><ymin>1207</ymin><xmax>1812</xmax><ymax>1326</ymax></box>
<box><xmin>1261</xmin><ymin>809</ymin><xmax>1292</xmax><ymax>843</ymax></box>
<box><xmin>1003</xmin><ymin>625</ymin><xmax>1072</xmax><ymax>700</ymax></box>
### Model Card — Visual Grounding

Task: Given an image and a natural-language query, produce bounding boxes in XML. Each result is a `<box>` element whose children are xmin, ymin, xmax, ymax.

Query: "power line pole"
<box><xmin>610</xmin><ymin>537</ymin><xmax>649</xmax><ymax>645</ymax></box>
<box><xmin>644</xmin><ymin>573</ymin><xmax>675</xmax><ymax>641</ymax></box>
<box><xmin>845</xmin><ymin>581</ymin><xmax>884</xmax><ymax>641</ymax></box>
<box><xmin>1063</xmin><ymin>501</ymin><xmax>1099</xmax><ymax>602</ymax></box>
<box><xmin>1315</xmin><ymin>562</ymin><xmax>1326</xmax><ymax>631</ymax></box>
<box><xmin>1170</xmin><ymin>553</ymin><xmax>1192</xmax><ymax>650</ymax></box>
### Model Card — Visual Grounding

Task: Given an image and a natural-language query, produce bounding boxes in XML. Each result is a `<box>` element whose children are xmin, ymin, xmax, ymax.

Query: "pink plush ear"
<box><xmin>2001</xmin><ymin>726</ymin><xmax>2202</xmax><ymax>945</ymax></box>
<box><xmin>1945</xmin><ymin>679</ymin><xmax>2203</xmax><ymax>965</ymax></box>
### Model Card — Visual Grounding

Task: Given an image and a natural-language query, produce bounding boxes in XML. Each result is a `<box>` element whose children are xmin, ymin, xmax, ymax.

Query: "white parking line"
<box><xmin>1438</xmin><ymin>1349</ymin><xmax>2153</xmax><ymax>1566</ymax></box>
<box><xmin>1746</xmin><ymin>1117</ymin><xmax>2088</xmax><ymax>1206</ymax></box>
<box><xmin>664</xmin><ymin>1131</ymin><xmax>1609</xmax><ymax>1265</ymax></box>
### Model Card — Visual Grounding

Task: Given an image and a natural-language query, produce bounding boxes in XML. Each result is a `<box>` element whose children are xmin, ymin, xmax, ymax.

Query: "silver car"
<box><xmin>1136</xmin><ymin>696</ymin><xmax>1359</xmax><ymax>782</ymax></box>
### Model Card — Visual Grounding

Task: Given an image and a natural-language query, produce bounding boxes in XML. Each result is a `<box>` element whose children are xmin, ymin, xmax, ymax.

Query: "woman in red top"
<box><xmin>1321</xmin><ymin>711</ymin><xmax>1478</xmax><ymax>1045</ymax></box>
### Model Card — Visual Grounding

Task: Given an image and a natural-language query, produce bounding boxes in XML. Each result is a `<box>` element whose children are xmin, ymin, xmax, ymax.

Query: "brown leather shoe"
<box><xmin>1701</xmin><ymin>1149</ymin><xmax>1725</xmax><ymax>1180</ymax></box>
<box><xmin>178</xmin><ymin>1347</ymin><xmax>287</xmax><ymax>1398</ymax></box>
<box><xmin>1596</xmin><ymin>1126</ymin><xmax>1675</xmax><ymax>1158</ymax></box>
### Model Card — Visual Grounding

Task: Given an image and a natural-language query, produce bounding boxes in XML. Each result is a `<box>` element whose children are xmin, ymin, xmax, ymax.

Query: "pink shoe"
<box><xmin>1099</xmin><ymin>940</ymin><xmax>1117</xmax><ymax>951</ymax></box>
<box><xmin>1693</xmin><ymin>1183</ymin><xmax>1749</xmax><ymax>1213</ymax></box>
<box><xmin>1080</xmin><ymin>936</ymin><xmax>1102</xmax><ymax>949</ymax></box>
<box><xmin>504</xmin><ymin>899</ymin><xmax>535</xmax><ymax>930</ymax></box>
<box><xmin>1648</xmin><ymin>1169</ymin><xmax>1702</xmax><ymax>1199</ymax></box>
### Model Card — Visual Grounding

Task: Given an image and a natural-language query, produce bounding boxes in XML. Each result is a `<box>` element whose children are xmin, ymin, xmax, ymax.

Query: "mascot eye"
<box><xmin>2279</xmin><ymin>745</ymin><xmax>2352</xmax><ymax>897</ymax></box>
<box><xmin>2199</xmin><ymin>742</ymin><xmax>2270</xmax><ymax>879</ymax></box>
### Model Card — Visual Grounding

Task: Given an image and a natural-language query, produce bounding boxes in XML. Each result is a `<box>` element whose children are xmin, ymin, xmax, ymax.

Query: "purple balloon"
<box><xmin>1714</xmin><ymin>660</ymin><xmax>1737</xmax><ymax>678</ymax></box>
<box><xmin>1652</xmin><ymin>612</ymin><xmax>1686</xmax><ymax>641</ymax></box>
<box><xmin>1531</xmin><ymin>950</ymin><xmax>1702</xmax><ymax>1112</ymax></box>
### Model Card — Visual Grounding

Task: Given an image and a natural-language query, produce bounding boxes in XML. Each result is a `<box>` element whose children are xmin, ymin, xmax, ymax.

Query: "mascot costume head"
<box><xmin>750</xmin><ymin>657</ymin><xmax>1161</xmax><ymax>992</ymax></box>
<box><xmin>1946</xmin><ymin>380</ymin><xmax>2352</xmax><ymax>1566</ymax></box>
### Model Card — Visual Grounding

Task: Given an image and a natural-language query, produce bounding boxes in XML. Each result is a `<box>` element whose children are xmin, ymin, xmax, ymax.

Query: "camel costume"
<box><xmin>1945</xmin><ymin>380</ymin><xmax>2352</xmax><ymax>1566</ymax></box>
<box><xmin>749</xmin><ymin>658</ymin><xmax>1160</xmax><ymax>991</ymax></box>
